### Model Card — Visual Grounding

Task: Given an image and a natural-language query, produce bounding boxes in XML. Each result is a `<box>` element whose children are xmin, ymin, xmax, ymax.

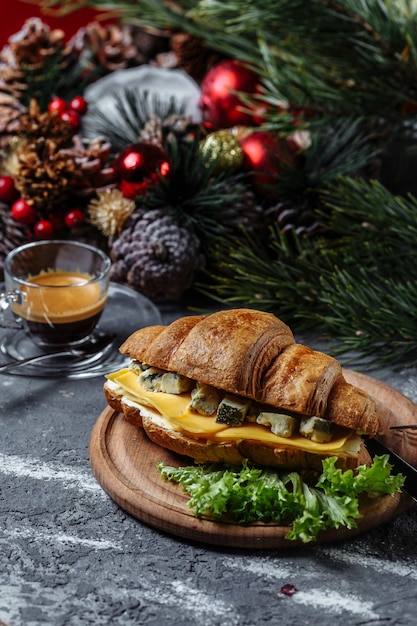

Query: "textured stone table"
<box><xmin>1</xmin><ymin>302</ymin><xmax>416</xmax><ymax>626</ymax></box>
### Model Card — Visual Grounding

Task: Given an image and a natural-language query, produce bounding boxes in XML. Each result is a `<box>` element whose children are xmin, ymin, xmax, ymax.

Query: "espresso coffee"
<box><xmin>12</xmin><ymin>270</ymin><xmax>108</xmax><ymax>346</ymax></box>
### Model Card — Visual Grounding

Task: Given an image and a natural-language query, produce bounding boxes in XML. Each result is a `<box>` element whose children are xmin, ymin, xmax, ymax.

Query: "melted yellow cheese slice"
<box><xmin>212</xmin><ymin>423</ymin><xmax>348</xmax><ymax>451</ymax></box>
<box><xmin>106</xmin><ymin>369</ymin><xmax>350</xmax><ymax>452</ymax></box>
<box><xmin>107</xmin><ymin>369</ymin><xmax>190</xmax><ymax>417</ymax></box>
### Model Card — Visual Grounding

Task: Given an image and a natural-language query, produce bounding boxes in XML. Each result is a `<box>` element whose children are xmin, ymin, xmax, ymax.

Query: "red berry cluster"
<box><xmin>0</xmin><ymin>95</ymin><xmax>89</xmax><ymax>239</ymax></box>
<box><xmin>48</xmin><ymin>94</ymin><xmax>89</xmax><ymax>131</ymax></box>
<box><xmin>2</xmin><ymin>178</ymin><xmax>85</xmax><ymax>239</ymax></box>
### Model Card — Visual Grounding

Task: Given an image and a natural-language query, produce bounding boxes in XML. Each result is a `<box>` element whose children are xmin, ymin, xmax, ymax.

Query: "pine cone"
<box><xmin>109</xmin><ymin>208</ymin><xmax>204</xmax><ymax>302</ymax></box>
<box><xmin>138</xmin><ymin>115</ymin><xmax>164</xmax><ymax>146</ymax></box>
<box><xmin>218</xmin><ymin>183</ymin><xmax>265</xmax><ymax>234</ymax></box>
<box><xmin>0</xmin><ymin>18</ymin><xmax>69</xmax><ymax>104</ymax></box>
<box><xmin>0</xmin><ymin>93</ymin><xmax>26</xmax><ymax>150</ymax></box>
<box><xmin>59</xmin><ymin>136</ymin><xmax>115</xmax><ymax>196</ymax></box>
<box><xmin>265</xmin><ymin>201</ymin><xmax>329</xmax><ymax>237</ymax></box>
<box><xmin>5</xmin><ymin>17</ymin><xmax>66</xmax><ymax>66</ymax></box>
<box><xmin>13</xmin><ymin>136</ymin><xmax>78</xmax><ymax>211</ymax></box>
<box><xmin>16</xmin><ymin>99</ymin><xmax>74</xmax><ymax>148</ymax></box>
<box><xmin>138</xmin><ymin>113</ymin><xmax>196</xmax><ymax>147</ymax></box>
<box><xmin>169</xmin><ymin>32</ymin><xmax>224</xmax><ymax>83</ymax></box>
<box><xmin>68</xmin><ymin>23</ymin><xmax>169</xmax><ymax>73</ymax></box>
<box><xmin>0</xmin><ymin>201</ymin><xmax>28</xmax><ymax>279</ymax></box>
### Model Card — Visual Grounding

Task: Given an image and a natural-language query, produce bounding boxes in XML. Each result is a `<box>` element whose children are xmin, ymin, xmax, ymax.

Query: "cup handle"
<box><xmin>0</xmin><ymin>289</ymin><xmax>24</xmax><ymax>330</ymax></box>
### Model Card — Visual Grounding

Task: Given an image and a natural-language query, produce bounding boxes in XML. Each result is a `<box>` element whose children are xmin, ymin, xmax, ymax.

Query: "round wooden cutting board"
<box><xmin>89</xmin><ymin>370</ymin><xmax>416</xmax><ymax>549</ymax></box>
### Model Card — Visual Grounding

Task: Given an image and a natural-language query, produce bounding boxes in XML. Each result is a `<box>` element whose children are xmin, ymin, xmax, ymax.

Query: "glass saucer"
<box><xmin>0</xmin><ymin>282</ymin><xmax>162</xmax><ymax>379</ymax></box>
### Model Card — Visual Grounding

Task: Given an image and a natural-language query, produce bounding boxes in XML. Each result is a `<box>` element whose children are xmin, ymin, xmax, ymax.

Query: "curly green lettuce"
<box><xmin>158</xmin><ymin>455</ymin><xmax>404</xmax><ymax>543</ymax></box>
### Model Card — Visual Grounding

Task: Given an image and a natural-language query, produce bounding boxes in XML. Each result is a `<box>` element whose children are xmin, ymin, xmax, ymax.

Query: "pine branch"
<box><xmin>138</xmin><ymin>135</ymin><xmax>258</xmax><ymax>248</ymax></box>
<box><xmin>38</xmin><ymin>0</ymin><xmax>417</xmax><ymax>118</ymax></box>
<box><xmin>82</xmin><ymin>89</ymin><xmax>189</xmax><ymax>153</ymax></box>
<box><xmin>202</xmin><ymin>177</ymin><xmax>417</xmax><ymax>366</ymax></box>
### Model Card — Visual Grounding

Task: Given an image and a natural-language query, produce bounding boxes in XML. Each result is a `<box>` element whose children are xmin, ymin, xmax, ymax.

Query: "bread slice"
<box><xmin>118</xmin><ymin>309</ymin><xmax>379</xmax><ymax>437</ymax></box>
<box><xmin>103</xmin><ymin>381</ymin><xmax>370</xmax><ymax>470</ymax></box>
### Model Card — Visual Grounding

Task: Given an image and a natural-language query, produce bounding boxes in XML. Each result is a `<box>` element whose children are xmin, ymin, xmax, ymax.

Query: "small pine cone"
<box><xmin>68</xmin><ymin>23</ymin><xmax>169</xmax><ymax>73</ymax></box>
<box><xmin>161</xmin><ymin>113</ymin><xmax>197</xmax><ymax>144</ymax></box>
<box><xmin>139</xmin><ymin>114</ymin><xmax>197</xmax><ymax>147</ymax></box>
<box><xmin>5</xmin><ymin>18</ymin><xmax>66</xmax><ymax>67</ymax></box>
<box><xmin>138</xmin><ymin>115</ymin><xmax>164</xmax><ymax>146</ymax></box>
<box><xmin>109</xmin><ymin>208</ymin><xmax>204</xmax><ymax>302</ymax></box>
<box><xmin>13</xmin><ymin>136</ymin><xmax>78</xmax><ymax>211</ymax></box>
<box><xmin>59</xmin><ymin>136</ymin><xmax>115</xmax><ymax>196</ymax></box>
<box><xmin>17</xmin><ymin>99</ymin><xmax>75</xmax><ymax>148</ymax></box>
<box><xmin>169</xmin><ymin>32</ymin><xmax>224</xmax><ymax>83</ymax></box>
<box><xmin>265</xmin><ymin>202</ymin><xmax>329</xmax><ymax>237</ymax></box>
<box><xmin>0</xmin><ymin>18</ymin><xmax>67</xmax><ymax>104</ymax></box>
<box><xmin>0</xmin><ymin>93</ymin><xmax>26</xmax><ymax>150</ymax></box>
<box><xmin>0</xmin><ymin>201</ymin><xmax>28</xmax><ymax>279</ymax></box>
<box><xmin>220</xmin><ymin>184</ymin><xmax>265</xmax><ymax>234</ymax></box>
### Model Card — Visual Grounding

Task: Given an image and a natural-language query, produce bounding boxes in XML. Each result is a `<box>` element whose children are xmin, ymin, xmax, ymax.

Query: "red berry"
<box><xmin>11</xmin><ymin>198</ymin><xmax>37</xmax><ymax>225</ymax></box>
<box><xmin>48</xmin><ymin>96</ymin><xmax>68</xmax><ymax>116</ymax></box>
<box><xmin>0</xmin><ymin>175</ymin><xmax>17</xmax><ymax>203</ymax></box>
<box><xmin>48</xmin><ymin>211</ymin><xmax>66</xmax><ymax>231</ymax></box>
<box><xmin>64</xmin><ymin>209</ymin><xmax>85</xmax><ymax>229</ymax></box>
<box><xmin>69</xmin><ymin>96</ymin><xmax>88</xmax><ymax>115</ymax></box>
<box><xmin>34</xmin><ymin>219</ymin><xmax>54</xmax><ymax>239</ymax></box>
<box><xmin>59</xmin><ymin>109</ymin><xmax>80</xmax><ymax>130</ymax></box>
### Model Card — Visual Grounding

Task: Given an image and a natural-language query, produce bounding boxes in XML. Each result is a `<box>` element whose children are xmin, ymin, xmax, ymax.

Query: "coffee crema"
<box><xmin>13</xmin><ymin>270</ymin><xmax>107</xmax><ymax>324</ymax></box>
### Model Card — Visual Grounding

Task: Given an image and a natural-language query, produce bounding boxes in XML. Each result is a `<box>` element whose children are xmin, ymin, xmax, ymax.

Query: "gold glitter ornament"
<box><xmin>88</xmin><ymin>188</ymin><xmax>136</xmax><ymax>237</ymax></box>
<box><xmin>199</xmin><ymin>129</ymin><xmax>244</xmax><ymax>173</ymax></box>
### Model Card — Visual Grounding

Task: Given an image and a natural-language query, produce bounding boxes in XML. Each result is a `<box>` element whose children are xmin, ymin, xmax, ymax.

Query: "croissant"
<box><xmin>104</xmin><ymin>309</ymin><xmax>379</xmax><ymax>471</ymax></box>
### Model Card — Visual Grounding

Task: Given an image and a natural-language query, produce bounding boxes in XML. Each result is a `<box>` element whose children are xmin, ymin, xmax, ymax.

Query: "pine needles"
<box><xmin>205</xmin><ymin>177</ymin><xmax>417</xmax><ymax>366</ymax></box>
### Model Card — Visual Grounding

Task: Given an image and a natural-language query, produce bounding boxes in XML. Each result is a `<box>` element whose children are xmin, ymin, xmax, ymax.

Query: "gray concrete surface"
<box><xmin>1</xmin><ymin>302</ymin><xmax>416</xmax><ymax>625</ymax></box>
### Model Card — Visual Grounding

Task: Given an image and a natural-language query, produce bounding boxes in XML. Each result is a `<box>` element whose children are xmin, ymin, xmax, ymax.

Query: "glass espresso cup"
<box><xmin>0</xmin><ymin>240</ymin><xmax>111</xmax><ymax>349</ymax></box>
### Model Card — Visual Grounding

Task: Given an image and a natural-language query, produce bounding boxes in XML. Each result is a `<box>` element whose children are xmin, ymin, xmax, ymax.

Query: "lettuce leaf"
<box><xmin>158</xmin><ymin>455</ymin><xmax>404</xmax><ymax>543</ymax></box>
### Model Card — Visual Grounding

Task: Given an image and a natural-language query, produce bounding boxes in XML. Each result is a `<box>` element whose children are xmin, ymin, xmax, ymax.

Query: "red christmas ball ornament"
<box><xmin>64</xmin><ymin>208</ymin><xmax>85</xmax><ymax>229</ymax></box>
<box><xmin>199</xmin><ymin>59</ymin><xmax>262</xmax><ymax>130</ymax></box>
<box><xmin>115</xmin><ymin>143</ymin><xmax>171</xmax><ymax>199</ymax></box>
<box><xmin>34</xmin><ymin>219</ymin><xmax>54</xmax><ymax>239</ymax></box>
<box><xmin>0</xmin><ymin>175</ymin><xmax>18</xmax><ymax>203</ymax></box>
<box><xmin>239</xmin><ymin>130</ymin><xmax>297</xmax><ymax>199</ymax></box>
<box><xmin>48</xmin><ymin>96</ymin><xmax>68</xmax><ymax>116</ymax></box>
<box><xmin>69</xmin><ymin>96</ymin><xmax>88</xmax><ymax>115</ymax></box>
<box><xmin>11</xmin><ymin>198</ymin><xmax>37</xmax><ymax>225</ymax></box>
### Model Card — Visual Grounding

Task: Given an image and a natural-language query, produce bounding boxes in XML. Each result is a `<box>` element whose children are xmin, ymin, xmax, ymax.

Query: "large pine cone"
<box><xmin>109</xmin><ymin>208</ymin><xmax>204</xmax><ymax>302</ymax></box>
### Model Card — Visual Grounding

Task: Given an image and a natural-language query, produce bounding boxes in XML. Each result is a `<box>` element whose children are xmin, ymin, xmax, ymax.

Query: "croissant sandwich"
<box><xmin>104</xmin><ymin>308</ymin><xmax>380</xmax><ymax>471</ymax></box>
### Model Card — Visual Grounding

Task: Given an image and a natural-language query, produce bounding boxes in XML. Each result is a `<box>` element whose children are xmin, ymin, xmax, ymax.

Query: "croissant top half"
<box><xmin>120</xmin><ymin>308</ymin><xmax>379</xmax><ymax>436</ymax></box>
